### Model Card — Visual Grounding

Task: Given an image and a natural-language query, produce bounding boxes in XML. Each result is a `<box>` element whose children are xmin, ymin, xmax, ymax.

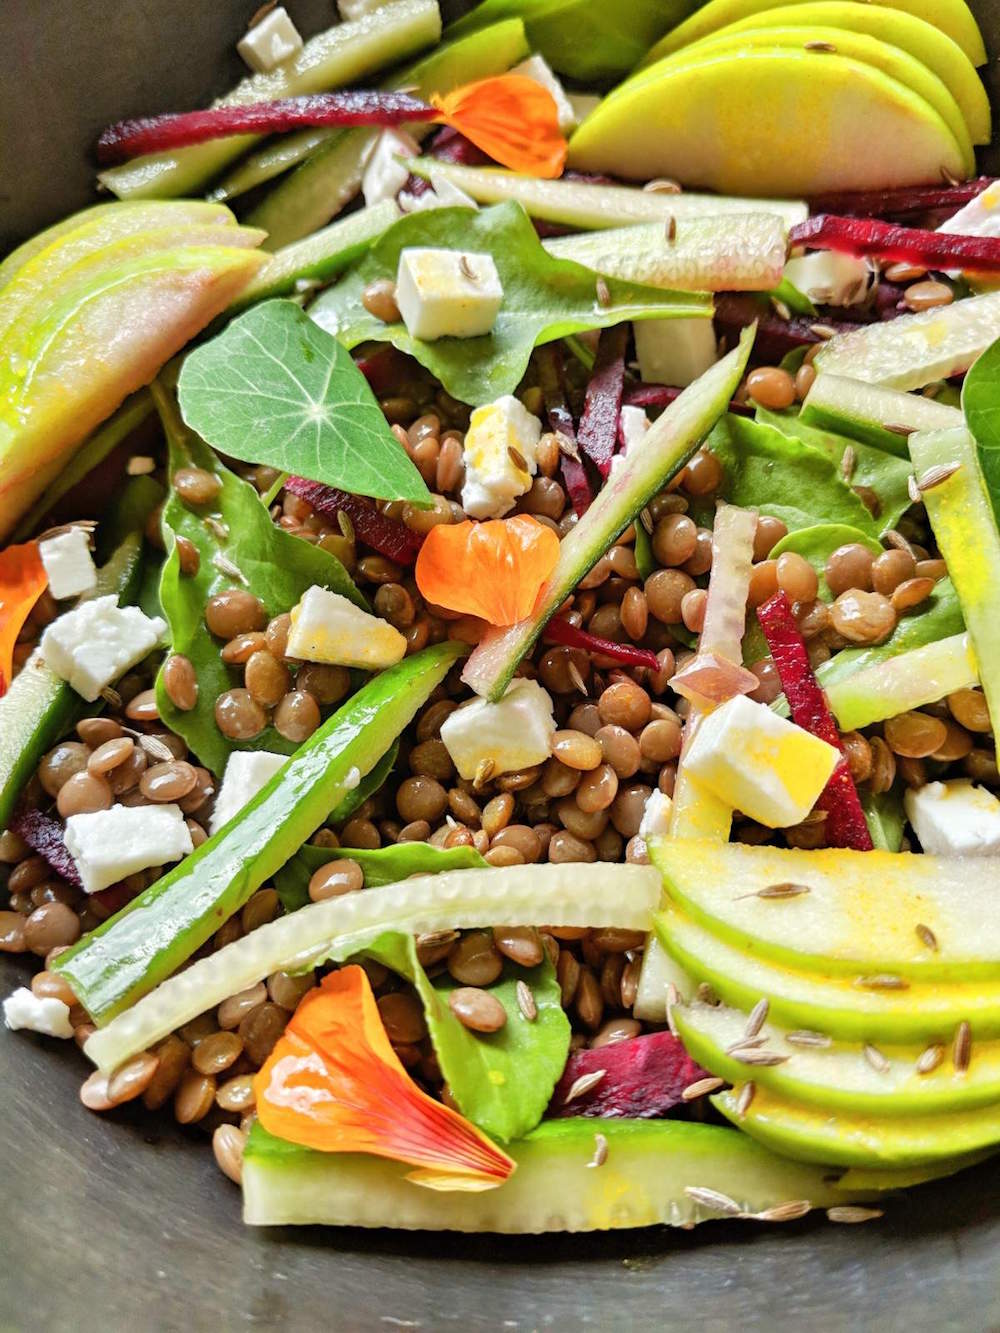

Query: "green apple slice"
<box><xmin>567</xmin><ymin>49</ymin><xmax>968</xmax><ymax>194</ymax></box>
<box><xmin>638</xmin><ymin>0</ymin><xmax>987</xmax><ymax>68</ymax></box>
<box><xmin>800</xmin><ymin>372</ymin><xmax>963</xmax><ymax>450</ymax></box>
<box><xmin>836</xmin><ymin>1152</ymin><xmax>994</xmax><ymax>1190</ymax></box>
<box><xmin>824</xmin><ymin>632</ymin><xmax>978</xmax><ymax>730</ymax></box>
<box><xmin>651</xmin><ymin>838</ymin><xmax>1000</xmax><ymax>980</ymax></box>
<box><xmin>654</xmin><ymin>903</ymin><xmax>1000</xmax><ymax>1040</ymax></box>
<box><xmin>713</xmin><ymin>1084</ymin><xmax>1000</xmax><ymax>1167</ymax></box>
<box><xmin>675</xmin><ymin>1001</ymin><xmax>1000</xmax><ymax>1115</ymax></box>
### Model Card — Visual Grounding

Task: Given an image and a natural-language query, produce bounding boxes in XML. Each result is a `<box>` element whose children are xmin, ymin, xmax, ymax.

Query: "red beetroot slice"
<box><xmin>284</xmin><ymin>477</ymin><xmax>423</xmax><ymax>565</ymax></box>
<box><xmin>713</xmin><ymin>294</ymin><xmax>861</xmax><ymax>362</ymax></box>
<box><xmin>544</xmin><ymin>616</ymin><xmax>659</xmax><ymax>670</ymax></box>
<box><xmin>548</xmin><ymin>1031</ymin><xmax>707</xmax><ymax>1119</ymax></box>
<box><xmin>536</xmin><ymin>344</ymin><xmax>593</xmax><ymax>516</ymax></box>
<box><xmin>807</xmin><ymin>177</ymin><xmax>995</xmax><ymax>218</ymax></box>
<box><xmin>10</xmin><ymin>806</ymin><xmax>83</xmax><ymax>888</ymax></box>
<box><xmin>354</xmin><ymin>346</ymin><xmax>410</xmax><ymax>397</ymax></box>
<box><xmin>427</xmin><ymin>125</ymin><xmax>492</xmax><ymax>166</ymax></box>
<box><xmin>97</xmin><ymin>92</ymin><xmax>436</xmax><ymax>163</ymax></box>
<box><xmin>756</xmin><ymin>591</ymin><xmax>873</xmax><ymax>852</ymax></box>
<box><xmin>791</xmin><ymin>214</ymin><xmax>1000</xmax><ymax>274</ymax></box>
<box><xmin>576</xmin><ymin>324</ymin><xmax>628</xmax><ymax>478</ymax></box>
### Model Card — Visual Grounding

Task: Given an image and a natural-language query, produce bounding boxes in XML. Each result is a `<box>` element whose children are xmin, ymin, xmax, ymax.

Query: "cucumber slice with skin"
<box><xmin>910</xmin><ymin>426</ymin><xmax>1000</xmax><ymax>731</ymax></box>
<box><xmin>542</xmin><ymin>214</ymin><xmax>787</xmax><ymax>292</ymax></box>
<box><xmin>813</xmin><ymin>293</ymin><xmax>1000</xmax><ymax>390</ymax></box>
<box><xmin>800</xmin><ymin>371</ymin><xmax>963</xmax><ymax>452</ymax></box>
<box><xmin>410</xmin><ymin>158</ymin><xmax>807</xmax><ymax>229</ymax></box>
<box><xmin>82</xmin><ymin>862</ymin><xmax>660</xmax><ymax>1073</ymax></box>
<box><xmin>824</xmin><ymin>631</ymin><xmax>978</xmax><ymax>730</ymax></box>
<box><xmin>675</xmin><ymin>1001</ymin><xmax>1000</xmax><ymax>1115</ymax></box>
<box><xmin>651</xmin><ymin>838</ymin><xmax>1000</xmax><ymax>981</ymax></box>
<box><xmin>462</xmin><ymin>327</ymin><xmax>755</xmax><ymax>700</ymax></box>
<box><xmin>242</xmin><ymin>1118</ymin><xmax>863</xmax><ymax>1230</ymax></box>
<box><xmin>99</xmin><ymin>0</ymin><xmax>442</xmax><ymax>201</ymax></box>
<box><xmin>654</xmin><ymin>903</ymin><xmax>1000</xmax><ymax>1040</ymax></box>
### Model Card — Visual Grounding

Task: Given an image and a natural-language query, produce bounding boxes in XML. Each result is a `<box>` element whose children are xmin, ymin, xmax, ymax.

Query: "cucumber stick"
<box><xmin>83</xmin><ymin>862</ymin><xmax>659</xmax><ymax>1073</ymax></box>
<box><xmin>247</xmin><ymin>21</ymin><xmax>530</xmax><ymax>248</ymax></box>
<box><xmin>462</xmin><ymin>327</ymin><xmax>755</xmax><ymax>701</ymax></box>
<box><xmin>824</xmin><ymin>631</ymin><xmax>978</xmax><ymax>730</ymax></box>
<box><xmin>242</xmin><ymin>1118</ymin><xmax>862</xmax><ymax>1230</ymax></box>
<box><xmin>99</xmin><ymin>0</ymin><xmax>441</xmax><ymax>200</ymax></box>
<box><xmin>56</xmin><ymin>641</ymin><xmax>464</xmax><ymax>1025</ymax></box>
<box><xmin>800</xmin><ymin>371</ymin><xmax>962</xmax><ymax>454</ymax></box>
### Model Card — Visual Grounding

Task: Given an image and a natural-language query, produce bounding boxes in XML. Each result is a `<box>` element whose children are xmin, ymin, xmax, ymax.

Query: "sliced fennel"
<box><xmin>83</xmin><ymin>862</ymin><xmax>659</xmax><ymax>1073</ymax></box>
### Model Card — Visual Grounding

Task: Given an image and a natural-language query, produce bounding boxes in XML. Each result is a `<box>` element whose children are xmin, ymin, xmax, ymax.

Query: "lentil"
<box><xmin>652</xmin><ymin>513</ymin><xmax>698</xmax><ymax>567</ymax></box>
<box><xmin>575</xmin><ymin>763</ymin><xmax>619</xmax><ymax>813</ymax></box>
<box><xmin>551</xmin><ymin>729</ymin><xmax>603</xmax><ymax>771</ymax></box>
<box><xmin>610</xmin><ymin>784</ymin><xmax>652</xmax><ymax>838</ymax></box>
<box><xmin>448</xmin><ymin>987</ymin><xmax>507</xmax><ymax>1032</ymax></box>
<box><xmin>361</xmin><ymin>278</ymin><xmax>400</xmax><ymax>322</ymax></box>
<box><xmin>753</xmin><ymin>516</ymin><xmax>788</xmax><ymax>561</ymax></box>
<box><xmin>645</xmin><ymin>568</ymin><xmax>694</xmax><ymax>624</ymax></box>
<box><xmin>56</xmin><ymin>770</ymin><xmax>112</xmax><ymax>817</ymax></box>
<box><xmin>884</xmin><ymin>711</ymin><xmax>949</xmax><ymax>759</ymax></box>
<box><xmin>493</xmin><ymin>925</ymin><xmax>544</xmax><ymax>968</ymax></box>
<box><xmin>87</xmin><ymin>736</ymin><xmax>135</xmax><ymax>776</ymax></box>
<box><xmin>397</xmin><ymin>775</ymin><xmax>448</xmax><ymax>823</ymax></box>
<box><xmin>340</xmin><ymin>817</ymin><xmax>380</xmax><ymax>849</ymax></box>
<box><xmin>215</xmin><ymin>689</ymin><xmax>267</xmax><ymax>740</ymax></box>
<box><xmin>891</xmin><ymin>577</ymin><xmax>935</xmax><ymax>612</ymax></box>
<box><xmin>747</xmin><ymin>366</ymin><xmax>796</xmax><ymax>410</ymax></box>
<box><xmin>239</xmin><ymin>1001</ymin><xmax>288</xmax><ymax>1066</ymax></box>
<box><xmin>948</xmin><ymin>688</ymin><xmax>991</xmax><ymax>733</ymax></box>
<box><xmin>139</xmin><ymin>760</ymin><xmax>198</xmax><ymax>803</ymax></box>
<box><xmin>77</xmin><ymin>717</ymin><xmax>122</xmax><ymax>747</ymax></box>
<box><xmin>491</xmin><ymin>824</ymin><xmax>542</xmax><ymax>862</ymax></box>
<box><xmin>775</xmin><ymin>552</ymin><xmax>819</xmax><ymax>603</ymax></box>
<box><xmin>124</xmin><ymin>688</ymin><xmax>160</xmax><ymax>722</ymax></box>
<box><xmin>174</xmin><ymin>467</ymin><xmax>221</xmax><ymax>506</ymax></box>
<box><xmin>748</xmin><ymin>560</ymin><xmax>779</xmax><ymax>607</ymax></box>
<box><xmin>683</xmin><ymin>449</ymin><xmax>723</xmax><ymax>496</ymax></box>
<box><xmin>448</xmin><ymin>931</ymin><xmax>503</xmax><ymax>986</ymax></box>
<box><xmin>680</xmin><ymin>587</ymin><xmax>708</xmax><ymax>633</ymax></box>
<box><xmin>903</xmin><ymin>280</ymin><xmax>953</xmax><ymax>312</ymax></box>
<box><xmin>831</xmin><ymin>589</ymin><xmax>896</xmax><ymax>643</ymax></box>
<box><xmin>108</xmin><ymin>1051</ymin><xmax>161</xmax><ymax>1105</ymax></box>
<box><xmin>24</xmin><ymin>902</ymin><xmax>80</xmax><ymax>955</ymax></box>
<box><xmin>825</xmin><ymin>543</ymin><xmax>874</xmax><ymax>596</ymax></box>
<box><xmin>38</xmin><ymin>742</ymin><xmax>91</xmax><ymax>797</ymax></box>
<box><xmin>548</xmin><ymin>829</ymin><xmax>597</xmax><ymax>863</ymax></box>
<box><xmin>175</xmin><ymin>1071</ymin><xmax>217</xmax><ymax>1124</ymax></box>
<box><xmin>217</xmin><ymin>1074</ymin><xmax>256</xmax><ymax>1114</ymax></box>
<box><xmin>218</xmin><ymin>982</ymin><xmax>267</xmax><ymax>1030</ymax></box>
<box><xmin>142</xmin><ymin>1035</ymin><xmax>191</xmax><ymax>1110</ymax></box>
<box><xmin>378</xmin><ymin>991</ymin><xmax>427</xmax><ymax>1044</ymax></box>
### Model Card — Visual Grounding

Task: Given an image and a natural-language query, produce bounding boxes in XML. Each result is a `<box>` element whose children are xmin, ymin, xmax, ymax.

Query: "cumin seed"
<box><xmin>915</xmin><ymin>923</ymin><xmax>938</xmax><ymax>952</ymax></box>
<box><xmin>753</xmin><ymin>1199</ymin><xmax>812</xmax><ymax>1223</ymax></box>
<box><xmin>643</xmin><ymin>178</ymin><xmax>682</xmax><ymax>194</ymax></box>
<box><xmin>337</xmin><ymin>510</ymin><xmax>355</xmax><ymax>543</ymax></box>
<box><xmin>726</xmin><ymin>1036</ymin><xmax>766</xmax><ymax>1054</ymax></box>
<box><xmin>203</xmin><ymin>515</ymin><xmax>230</xmax><ymax>543</ymax></box>
<box><xmin>567</xmin><ymin>660</ymin><xmax>590</xmax><ymax>697</ymax></box>
<box><xmin>736</xmin><ymin>1081</ymin><xmax>756</xmax><ymax>1117</ymax></box>
<box><xmin>864</xmin><ymin>1043</ymin><xmax>890</xmax><ymax>1073</ymax></box>
<box><xmin>884</xmin><ymin>422</ymin><xmax>914</xmax><ymax>436</ymax></box>
<box><xmin>564</xmin><ymin>1069</ymin><xmax>606</xmax><ymax>1104</ymax></box>
<box><xmin>770</xmin><ymin>296</ymin><xmax>792</xmax><ymax>321</ymax></box>
<box><xmin>730</xmin><ymin>1047</ymin><xmax>789</xmax><ymax>1067</ymax></box>
<box><xmin>827</xmin><ymin>1205</ymin><xmax>884</xmax><ymax>1225</ymax></box>
<box><xmin>840</xmin><ymin>445</ymin><xmax>856</xmax><ymax>482</ymax></box>
<box><xmin>516</xmin><ymin>979</ymin><xmax>537</xmax><ymax>1022</ymax></box>
<box><xmin>416</xmin><ymin>929</ymin><xmax>458</xmax><ymax>950</ymax></box>
<box><xmin>684</xmin><ymin>1186</ymin><xmax>743</xmax><ymax>1216</ymax></box>
<box><xmin>681</xmin><ymin>1076</ymin><xmax>725</xmax><ymax>1101</ymax></box>
<box><xmin>804</xmin><ymin>39</ymin><xmax>837</xmax><ymax>51</ymax></box>
<box><xmin>856</xmin><ymin>973</ymin><xmax>909</xmax><ymax>991</ymax></box>
<box><xmin>737</xmin><ymin>882</ymin><xmax>811</xmax><ymax>901</ymax></box>
<box><xmin>595</xmin><ymin>277</ymin><xmax>612</xmax><ymax>308</ymax></box>
<box><xmin>917</xmin><ymin>462</ymin><xmax>962</xmax><ymax>492</ymax></box>
<box><xmin>508</xmin><ymin>445</ymin><xmax>529</xmax><ymax>472</ymax></box>
<box><xmin>459</xmin><ymin>255</ymin><xmax>479</xmax><ymax>283</ymax></box>
<box><xmin>884</xmin><ymin>529</ymin><xmax>916</xmax><ymax>558</ymax></box>
<box><xmin>664</xmin><ymin>214</ymin><xmax>677</xmax><ymax>243</ymax></box>
<box><xmin>473</xmin><ymin>758</ymin><xmax>495</xmax><ymax>790</ymax></box>
<box><xmin>953</xmin><ymin>1019</ymin><xmax>971</xmax><ymax>1072</ymax></box>
<box><xmin>809</xmin><ymin>322</ymin><xmax>837</xmax><ymax>340</ymax></box>
<box><xmin>916</xmin><ymin>1043</ymin><xmax>945</xmax><ymax>1075</ymax></box>
<box><xmin>907</xmin><ymin>473</ymin><xmax>922</xmax><ymax>505</ymax></box>
<box><xmin>588</xmin><ymin>1132</ymin><xmax>608</xmax><ymax>1168</ymax></box>
<box><xmin>940</xmin><ymin>164</ymin><xmax>962</xmax><ymax>187</ymax></box>
<box><xmin>99</xmin><ymin>686</ymin><xmax>122</xmax><ymax>709</ymax></box>
<box><xmin>212</xmin><ymin>551</ymin><xmax>248</xmax><ymax>586</ymax></box>
<box><xmin>785</xmin><ymin>1030</ymin><xmax>832</xmax><ymax>1049</ymax></box>
<box><xmin>745</xmin><ymin>997</ymin><xmax>770</xmax><ymax>1039</ymax></box>
<box><xmin>556</xmin><ymin>431</ymin><xmax>580</xmax><ymax>461</ymax></box>
<box><xmin>139</xmin><ymin>735</ymin><xmax>176</xmax><ymax>763</ymax></box>
<box><xmin>639</xmin><ymin>506</ymin><xmax>654</xmax><ymax>534</ymax></box>
<box><xmin>695</xmin><ymin>982</ymin><xmax>718</xmax><ymax>1005</ymax></box>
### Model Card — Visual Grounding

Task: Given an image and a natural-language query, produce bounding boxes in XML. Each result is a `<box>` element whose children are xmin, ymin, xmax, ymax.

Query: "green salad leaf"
<box><xmin>769</xmin><ymin>523</ymin><xmax>882</xmax><ymax>601</ymax></box>
<box><xmin>274</xmin><ymin>838</ymin><xmax>487</xmax><ymax>912</ymax></box>
<box><xmin>863</xmin><ymin>788</ymin><xmax>906</xmax><ymax>852</ymax></box>
<box><xmin>961</xmin><ymin>334</ymin><xmax>1000</xmax><ymax>523</ymax></box>
<box><xmin>364</xmin><ymin>930</ymin><xmax>570</xmax><ymax>1142</ymax></box>
<box><xmin>309</xmin><ymin>202</ymin><xmax>709</xmax><ymax>406</ymax></box>
<box><xmin>152</xmin><ymin>382</ymin><xmax>365</xmax><ymax>777</ymax></box>
<box><xmin>178</xmin><ymin>299</ymin><xmax>430</xmax><ymax>504</ymax></box>
<box><xmin>756</xmin><ymin>407</ymin><xmax>915</xmax><ymax>532</ymax></box>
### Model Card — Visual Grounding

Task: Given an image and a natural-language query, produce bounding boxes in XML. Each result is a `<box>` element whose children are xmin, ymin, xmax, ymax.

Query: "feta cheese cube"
<box><xmin>363</xmin><ymin>128</ymin><xmax>421</xmax><ymax>207</ymax></box>
<box><xmin>461</xmin><ymin>394</ymin><xmax>542</xmax><ymax>518</ymax></box>
<box><xmin>938</xmin><ymin>181</ymin><xmax>1000</xmax><ymax>240</ymax></box>
<box><xmin>210</xmin><ymin>750</ymin><xmax>286</xmax><ymax>836</ymax></box>
<box><xmin>783</xmin><ymin>251</ymin><xmax>871</xmax><ymax>307</ymax></box>
<box><xmin>634</xmin><ymin>317</ymin><xmax>717</xmax><ymax>388</ymax></box>
<box><xmin>64</xmin><ymin>804</ymin><xmax>193</xmax><ymax>894</ymax></box>
<box><xmin>3</xmin><ymin>987</ymin><xmax>73</xmax><ymax>1039</ymax></box>
<box><xmin>638</xmin><ymin>787</ymin><xmax>673</xmax><ymax>841</ymax></box>
<box><xmin>38</xmin><ymin>528</ymin><xmax>97</xmax><ymax>600</ymax></box>
<box><xmin>512</xmin><ymin>55</ymin><xmax>576</xmax><ymax>134</ymax></box>
<box><xmin>904</xmin><ymin>779</ymin><xmax>1000</xmax><ymax>856</ymax></box>
<box><xmin>440</xmin><ymin>678</ymin><xmax>556</xmax><ymax>779</ymax></box>
<box><xmin>395</xmin><ymin>248</ymin><xmax>503</xmax><ymax>341</ymax></box>
<box><xmin>338</xmin><ymin>0</ymin><xmax>393</xmax><ymax>18</ymax></box>
<box><xmin>40</xmin><ymin>595</ymin><xmax>167</xmax><ymax>702</ymax></box>
<box><xmin>286</xmin><ymin>585</ymin><xmax>406</xmax><ymax>669</ymax></box>
<box><xmin>237</xmin><ymin>6</ymin><xmax>303</xmax><ymax>73</ymax></box>
<box><xmin>682</xmin><ymin>694</ymin><xmax>839</xmax><ymax>828</ymax></box>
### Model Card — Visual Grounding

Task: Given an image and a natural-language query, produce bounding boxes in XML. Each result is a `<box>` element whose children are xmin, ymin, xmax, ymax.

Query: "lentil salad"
<box><xmin>4</xmin><ymin>0</ymin><xmax>1000</xmax><ymax>1234</ymax></box>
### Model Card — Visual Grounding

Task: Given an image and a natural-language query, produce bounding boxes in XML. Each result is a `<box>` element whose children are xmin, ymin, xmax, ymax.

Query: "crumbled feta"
<box><xmin>638</xmin><ymin>788</ymin><xmax>673</xmax><ymax>841</ymax></box>
<box><xmin>938</xmin><ymin>181</ymin><xmax>1000</xmax><ymax>240</ymax></box>
<box><xmin>209</xmin><ymin>751</ymin><xmax>286</xmax><ymax>836</ymax></box>
<box><xmin>395</xmin><ymin>248</ymin><xmax>503</xmax><ymax>341</ymax></box>
<box><xmin>338</xmin><ymin>0</ymin><xmax>393</xmax><ymax>18</ymax></box>
<box><xmin>286</xmin><ymin>585</ymin><xmax>406</xmax><ymax>669</ymax></box>
<box><xmin>783</xmin><ymin>251</ymin><xmax>871</xmax><ymax>307</ymax></box>
<box><xmin>398</xmin><ymin>170</ymin><xmax>479</xmax><ymax>214</ymax></box>
<box><xmin>682</xmin><ymin>694</ymin><xmax>839</xmax><ymax>828</ymax></box>
<box><xmin>634</xmin><ymin>317</ymin><xmax>717</xmax><ymax>388</ymax></box>
<box><xmin>461</xmin><ymin>394</ymin><xmax>542</xmax><ymax>518</ymax></box>
<box><xmin>904</xmin><ymin>779</ymin><xmax>1000</xmax><ymax>856</ymax></box>
<box><xmin>64</xmin><ymin>803</ymin><xmax>193</xmax><ymax>894</ymax></box>
<box><xmin>610</xmin><ymin>405</ymin><xmax>649</xmax><ymax>478</ymax></box>
<box><xmin>512</xmin><ymin>55</ymin><xmax>576</xmax><ymax>134</ymax></box>
<box><xmin>362</xmin><ymin>128</ymin><xmax>421</xmax><ymax>207</ymax></box>
<box><xmin>440</xmin><ymin>678</ymin><xmax>556</xmax><ymax>780</ymax></box>
<box><xmin>237</xmin><ymin>6</ymin><xmax>303</xmax><ymax>73</ymax></box>
<box><xmin>3</xmin><ymin>987</ymin><xmax>73</xmax><ymax>1039</ymax></box>
<box><xmin>40</xmin><ymin>594</ymin><xmax>167</xmax><ymax>702</ymax></box>
<box><xmin>38</xmin><ymin>528</ymin><xmax>97</xmax><ymax>600</ymax></box>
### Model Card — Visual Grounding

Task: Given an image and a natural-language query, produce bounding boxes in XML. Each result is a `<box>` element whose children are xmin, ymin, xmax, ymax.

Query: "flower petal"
<box><xmin>431</xmin><ymin>75</ymin><xmax>567</xmax><ymax>178</ymax></box>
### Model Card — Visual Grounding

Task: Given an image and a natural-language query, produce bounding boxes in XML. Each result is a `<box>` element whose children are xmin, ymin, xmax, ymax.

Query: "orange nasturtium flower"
<box><xmin>415</xmin><ymin>514</ymin><xmax>560</xmax><ymax>626</ymax></box>
<box><xmin>431</xmin><ymin>74</ymin><xmax>568</xmax><ymax>179</ymax></box>
<box><xmin>0</xmin><ymin>541</ymin><xmax>47</xmax><ymax>697</ymax></box>
<box><xmin>254</xmin><ymin>967</ymin><xmax>515</xmax><ymax>1191</ymax></box>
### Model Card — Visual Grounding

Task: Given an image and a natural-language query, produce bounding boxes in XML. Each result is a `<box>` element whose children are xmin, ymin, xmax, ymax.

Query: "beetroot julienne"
<box><xmin>427</xmin><ymin>125</ymin><xmax>492</xmax><ymax>167</ymax></box>
<box><xmin>10</xmin><ymin>806</ymin><xmax>83</xmax><ymax>888</ymax></box>
<box><xmin>575</xmin><ymin>324</ymin><xmax>628</xmax><ymax>479</ymax></box>
<box><xmin>791</xmin><ymin>215</ymin><xmax>1000</xmax><ymax>274</ymax></box>
<box><xmin>712</xmin><ymin>295</ymin><xmax>860</xmax><ymax>363</ymax></box>
<box><xmin>756</xmin><ymin>591</ymin><xmax>873</xmax><ymax>852</ymax></box>
<box><xmin>806</xmin><ymin>177</ymin><xmax>995</xmax><ymax>218</ymax></box>
<box><xmin>97</xmin><ymin>93</ymin><xmax>436</xmax><ymax>164</ymax></box>
<box><xmin>548</xmin><ymin>1031</ymin><xmax>707</xmax><ymax>1119</ymax></box>
<box><xmin>622</xmin><ymin>382</ymin><xmax>753</xmax><ymax>417</ymax></box>
<box><xmin>536</xmin><ymin>344</ymin><xmax>593</xmax><ymax>516</ymax></box>
<box><xmin>284</xmin><ymin>477</ymin><xmax>423</xmax><ymax>565</ymax></box>
<box><xmin>543</xmin><ymin>616</ymin><xmax>660</xmax><ymax>670</ymax></box>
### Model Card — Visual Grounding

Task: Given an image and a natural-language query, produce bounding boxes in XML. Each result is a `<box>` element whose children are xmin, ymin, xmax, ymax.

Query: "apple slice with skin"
<box><xmin>654</xmin><ymin>903</ymin><xmax>1000</xmax><ymax>1041</ymax></box>
<box><xmin>0</xmin><ymin>245</ymin><xmax>266</xmax><ymax>540</ymax></box>
<box><xmin>651</xmin><ymin>837</ymin><xmax>1000</xmax><ymax>981</ymax></box>
<box><xmin>675</xmin><ymin>1001</ymin><xmax>1000</xmax><ymax>1116</ymax></box>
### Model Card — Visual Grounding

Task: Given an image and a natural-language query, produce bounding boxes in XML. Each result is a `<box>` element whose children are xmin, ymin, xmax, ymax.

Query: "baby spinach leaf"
<box><xmin>962</xmin><ymin>335</ymin><xmax>1000</xmax><ymax>523</ymax></box>
<box><xmin>704</xmin><ymin>413</ymin><xmax>881</xmax><ymax>537</ymax></box>
<box><xmin>309</xmin><ymin>202</ymin><xmax>709</xmax><ymax>406</ymax></box>
<box><xmin>770</xmin><ymin>523</ymin><xmax>882</xmax><ymax>601</ymax></box>
<box><xmin>177</xmin><ymin>299</ymin><xmax>430</xmax><ymax>505</ymax></box>
<box><xmin>756</xmin><ymin>407</ymin><xmax>914</xmax><ymax>533</ymax></box>
<box><xmin>152</xmin><ymin>382</ymin><xmax>365</xmax><ymax>777</ymax></box>
<box><xmin>863</xmin><ymin>788</ymin><xmax>906</xmax><ymax>852</ymax></box>
<box><xmin>274</xmin><ymin>837</ymin><xmax>487</xmax><ymax>912</ymax></box>
<box><xmin>364</xmin><ymin>930</ymin><xmax>570</xmax><ymax>1142</ymax></box>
